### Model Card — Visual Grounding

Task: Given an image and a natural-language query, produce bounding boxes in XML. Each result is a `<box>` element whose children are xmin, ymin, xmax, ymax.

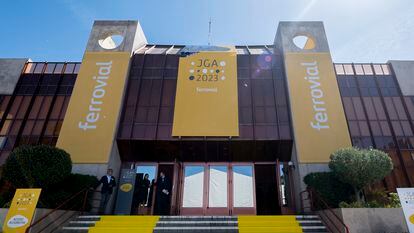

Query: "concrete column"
<box><xmin>67</xmin><ymin>20</ymin><xmax>147</xmax><ymax>214</ymax></box>
<box><xmin>0</xmin><ymin>58</ymin><xmax>28</xmax><ymax>95</ymax></box>
<box><xmin>274</xmin><ymin>22</ymin><xmax>349</xmax><ymax>212</ymax></box>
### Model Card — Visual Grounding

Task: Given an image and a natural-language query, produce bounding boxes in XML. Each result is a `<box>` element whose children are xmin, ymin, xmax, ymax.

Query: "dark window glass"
<box><xmin>392</xmin><ymin>121</ymin><xmax>404</xmax><ymax>136</ymax></box>
<box><xmin>370</xmin><ymin>121</ymin><xmax>381</xmax><ymax>136</ymax></box>
<box><xmin>380</xmin><ymin>121</ymin><xmax>392</xmax><ymax>136</ymax></box>
<box><xmin>50</xmin><ymin>96</ymin><xmax>65</xmax><ymax>119</ymax></box>
<box><xmin>393</xmin><ymin>97</ymin><xmax>408</xmax><ymax>120</ymax></box>
<box><xmin>342</xmin><ymin>97</ymin><xmax>356</xmax><ymax>120</ymax></box>
<box><xmin>372</xmin><ymin>97</ymin><xmax>387</xmax><ymax>120</ymax></box>
<box><xmin>384</xmin><ymin>97</ymin><xmax>398</xmax><ymax>120</ymax></box>
<box><xmin>359</xmin><ymin>121</ymin><xmax>371</xmax><ymax>137</ymax></box>
<box><xmin>363</xmin><ymin>97</ymin><xmax>376</xmax><ymax>120</ymax></box>
<box><xmin>352</xmin><ymin>97</ymin><xmax>366</xmax><ymax>120</ymax></box>
<box><xmin>64</xmin><ymin>63</ymin><xmax>75</xmax><ymax>74</ymax></box>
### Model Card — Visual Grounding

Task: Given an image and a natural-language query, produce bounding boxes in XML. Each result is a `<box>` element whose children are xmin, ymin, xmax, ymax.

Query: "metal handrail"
<box><xmin>25</xmin><ymin>187</ymin><xmax>96</xmax><ymax>233</ymax></box>
<box><xmin>300</xmin><ymin>188</ymin><xmax>350</xmax><ymax>233</ymax></box>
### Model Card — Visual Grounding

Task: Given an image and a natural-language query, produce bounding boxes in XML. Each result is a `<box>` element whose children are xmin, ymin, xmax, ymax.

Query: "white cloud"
<box><xmin>61</xmin><ymin>0</ymin><xmax>97</xmax><ymax>28</ymax></box>
<box><xmin>332</xmin><ymin>3</ymin><xmax>414</xmax><ymax>62</ymax></box>
<box><xmin>297</xmin><ymin>0</ymin><xmax>318</xmax><ymax>20</ymax></box>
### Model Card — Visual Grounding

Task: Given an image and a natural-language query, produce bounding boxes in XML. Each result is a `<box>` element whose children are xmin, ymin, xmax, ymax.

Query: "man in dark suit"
<box><xmin>97</xmin><ymin>168</ymin><xmax>117</xmax><ymax>214</ymax></box>
<box><xmin>154</xmin><ymin>171</ymin><xmax>171</xmax><ymax>215</ymax></box>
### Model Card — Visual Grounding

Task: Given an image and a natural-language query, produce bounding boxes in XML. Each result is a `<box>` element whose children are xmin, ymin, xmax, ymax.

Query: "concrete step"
<box><xmin>156</xmin><ymin>220</ymin><xmax>238</xmax><ymax>227</ymax></box>
<box><xmin>153</xmin><ymin>226</ymin><xmax>239</xmax><ymax>233</ymax></box>
<box><xmin>60</xmin><ymin>226</ymin><xmax>89</xmax><ymax>233</ymax></box>
<box><xmin>160</xmin><ymin>216</ymin><xmax>238</xmax><ymax>221</ymax></box>
<box><xmin>301</xmin><ymin>225</ymin><xmax>328</xmax><ymax>232</ymax></box>
<box><xmin>60</xmin><ymin>215</ymin><xmax>329</xmax><ymax>233</ymax></box>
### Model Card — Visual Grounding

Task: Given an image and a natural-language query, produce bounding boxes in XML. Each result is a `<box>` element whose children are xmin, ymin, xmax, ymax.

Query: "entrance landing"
<box><xmin>61</xmin><ymin>215</ymin><xmax>327</xmax><ymax>232</ymax></box>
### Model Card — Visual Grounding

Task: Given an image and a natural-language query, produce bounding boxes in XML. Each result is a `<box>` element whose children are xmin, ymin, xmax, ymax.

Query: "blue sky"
<box><xmin>1</xmin><ymin>0</ymin><xmax>413</xmax><ymax>63</ymax></box>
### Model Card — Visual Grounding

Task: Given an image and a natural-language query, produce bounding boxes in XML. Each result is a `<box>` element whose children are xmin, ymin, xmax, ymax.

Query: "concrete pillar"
<box><xmin>62</xmin><ymin>20</ymin><xmax>147</xmax><ymax>214</ymax></box>
<box><xmin>0</xmin><ymin>58</ymin><xmax>28</xmax><ymax>95</ymax></box>
<box><xmin>274</xmin><ymin>22</ymin><xmax>351</xmax><ymax>212</ymax></box>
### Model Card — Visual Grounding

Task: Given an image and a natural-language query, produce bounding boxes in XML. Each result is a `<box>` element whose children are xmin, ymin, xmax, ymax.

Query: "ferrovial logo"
<box><xmin>78</xmin><ymin>61</ymin><xmax>112</xmax><ymax>131</ymax></box>
<box><xmin>302</xmin><ymin>61</ymin><xmax>330</xmax><ymax>131</ymax></box>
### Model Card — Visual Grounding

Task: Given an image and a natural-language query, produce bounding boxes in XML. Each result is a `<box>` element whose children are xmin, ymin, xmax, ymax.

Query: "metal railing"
<box><xmin>25</xmin><ymin>187</ymin><xmax>99</xmax><ymax>233</ymax></box>
<box><xmin>300</xmin><ymin>188</ymin><xmax>350</xmax><ymax>233</ymax></box>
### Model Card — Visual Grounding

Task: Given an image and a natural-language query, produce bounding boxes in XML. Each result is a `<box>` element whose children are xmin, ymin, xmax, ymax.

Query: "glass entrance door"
<box><xmin>206</xmin><ymin>165</ymin><xmax>229</xmax><ymax>215</ymax></box>
<box><xmin>180</xmin><ymin>163</ymin><xmax>255</xmax><ymax>215</ymax></box>
<box><xmin>134</xmin><ymin>165</ymin><xmax>157</xmax><ymax>215</ymax></box>
<box><xmin>232</xmin><ymin>165</ymin><xmax>256</xmax><ymax>215</ymax></box>
<box><xmin>181</xmin><ymin>165</ymin><xmax>206</xmax><ymax>215</ymax></box>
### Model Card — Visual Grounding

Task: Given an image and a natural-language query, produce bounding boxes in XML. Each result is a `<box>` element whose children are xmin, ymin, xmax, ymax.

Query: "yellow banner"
<box><xmin>56</xmin><ymin>52</ymin><xmax>130</xmax><ymax>163</ymax></box>
<box><xmin>3</xmin><ymin>189</ymin><xmax>41</xmax><ymax>233</ymax></box>
<box><xmin>285</xmin><ymin>53</ymin><xmax>351</xmax><ymax>163</ymax></box>
<box><xmin>172</xmin><ymin>47</ymin><xmax>239</xmax><ymax>136</ymax></box>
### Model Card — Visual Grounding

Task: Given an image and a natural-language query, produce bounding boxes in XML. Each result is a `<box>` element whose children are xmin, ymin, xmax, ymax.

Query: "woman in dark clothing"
<box><xmin>147</xmin><ymin>179</ymin><xmax>155</xmax><ymax>207</ymax></box>
<box><xmin>137</xmin><ymin>173</ymin><xmax>150</xmax><ymax>206</ymax></box>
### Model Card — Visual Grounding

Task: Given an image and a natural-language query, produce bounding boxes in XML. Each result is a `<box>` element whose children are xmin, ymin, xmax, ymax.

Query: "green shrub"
<box><xmin>3</xmin><ymin>145</ymin><xmax>72</xmax><ymax>189</ymax></box>
<box><xmin>339</xmin><ymin>192</ymin><xmax>401</xmax><ymax>208</ymax></box>
<box><xmin>1</xmin><ymin>146</ymin><xmax>98</xmax><ymax>210</ymax></box>
<box><xmin>329</xmin><ymin>147</ymin><xmax>393</xmax><ymax>202</ymax></box>
<box><xmin>39</xmin><ymin>173</ymin><xmax>99</xmax><ymax>209</ymax></box>
<box><xmin>304</xmin><ymin>172</ymin><xmax>354</xmax><ymax>208</ymax></box>
<box><xmin>339</xmin><ymin>201</ymin><xmax>366</xmax><ymax>208</ymax></box>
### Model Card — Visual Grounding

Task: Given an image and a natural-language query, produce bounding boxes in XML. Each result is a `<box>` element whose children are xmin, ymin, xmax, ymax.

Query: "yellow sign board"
<box><xmin>3</xmin><ymin>189</ymin><xmax>41</xmax><ymax>233</ymax></box>
<box><xmin>172</xmin><ymin>47</ymin><xmax>239</xmax><ymax>136</ymax></box>
<box><xmin>56</xmin><ymin>52</ymin><xmax>130</xmax><ymax>163</ymax></box>
<box><xmin>285</xmin><ymin>53</ymin><xmax>351</xmax><ymax>163</ymax></box>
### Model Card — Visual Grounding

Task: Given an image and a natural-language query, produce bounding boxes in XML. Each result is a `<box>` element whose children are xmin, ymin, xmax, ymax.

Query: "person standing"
<box><xmin>97</xmin><ymin>168</ymin><xmax>117</xmax><ymax>214</ymax></box>
<box><xmin>137</xmin><ymin>173</ymin><xmax>150</xmax><ymax>206</ymax></box>
<box><xmin>154</xmin><ymin>171</ymin><xmax>171</xmax><ymax>215</ymax></box>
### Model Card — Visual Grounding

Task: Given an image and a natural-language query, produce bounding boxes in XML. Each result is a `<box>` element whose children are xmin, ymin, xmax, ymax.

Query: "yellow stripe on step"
<box><xmin>238</xmin><ymin>216</ymin><xmax>303</xmax><ymax>233</ymax></box>
<box><xmin>88</xmin><ymin>216</ymin><xmax>159</xmax><ymax>233</ymax></box>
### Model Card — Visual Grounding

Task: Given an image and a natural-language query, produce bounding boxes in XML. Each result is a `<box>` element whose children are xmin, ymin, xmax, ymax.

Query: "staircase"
<box><xmin>60</xmin><ymin>215</ymin><xmax>328</xmax><ymax>233</ymax></box>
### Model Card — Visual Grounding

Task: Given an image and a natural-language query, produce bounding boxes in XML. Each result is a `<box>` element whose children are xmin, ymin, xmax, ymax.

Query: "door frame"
<box><xmin>179</xmin><ymin>162</ymin><xmax>208</xmax><ymax>215</ymax></box>
<box><xmin>231</xmin><ymin>163</ymin><xmax>257</xmax><ymax>215</ymax></box>
<box><xmin>134</xmin><ymin>162</ymin><xmax>177</xmax><ymax>215</ymax></box>
<box><xmin>205</xmin><ymin>163</ymin><xmax>231</xmax><ymax>215</ymax></box>
<box><xmin>134</xmin><ymin>162</ymin><xmax>158</xmax><ymax>215</ymax></box>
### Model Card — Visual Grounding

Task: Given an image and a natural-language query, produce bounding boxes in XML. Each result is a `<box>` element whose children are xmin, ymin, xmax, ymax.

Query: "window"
<box><xmin>34</xmin><ymin>63</ymin><xmax>45</xmax><ymax>74</ymax></box>
<box><xmin>382</xmin><ymin>64</ymin><xmax>390</xmax><ymax>75</ymax></box>
<box><xmin>24</xmin><ymin>63</ymin><xmax>35</xmax><ymax>73</ymax></box>
<box><xmin>74</xmin><ymin>63</ymin><xmax>81</xmax><ymax>73</ymax></box>
<box><xmin>64</xmin><ymin>63</ymin><xmax>75</xmax><ymax>74</ymax></box>
<box><xmin>45</xmin><ymin>63</ymin><xmax>56</xmax><ymax>73</ymax></box>
<box><xmin>343</xmin><ymin>64</ymin><xmax>354</xmax><ymax>75</ymax></box>
<box><xmin>249</xmin><ymin>47</ymin><xmax>269</xmax><ymax>55</ymax></box>
<box><xmin>236</xmin><ymin>47</ymin><xmax>249</xmax><ymax>55</ymax></box>
<box><xmin>147</xmin><ymin>46</ymin><xmax>169</xmax><ymax>54</ymax></box>
<box><xmin>362</xmin><ymin>64</ymin><xmax>373</xmax><ymax>75</ymax></box>
<box><xmin>373</xmin><ymin>65</ymin><xmax>383</xmax><ymax>75</ymax></box>
<box><xmin>54</xmin><ymin>64</ymin><xmax>64</xmax><ymax>74</ymax></box>
<box><xmin>354</xmin><ymin>64</ymin><xmax>364</xmax><ymax>75</ymax></box>
<box><xmin>335</xmin><ymin>64</ymin><xmax>345</xmax><ymax>75</ymax></box>
<box><xmin>167</xmin><ymin>47</ymin><xmax>183</xmax><ymax>54</ymax></box>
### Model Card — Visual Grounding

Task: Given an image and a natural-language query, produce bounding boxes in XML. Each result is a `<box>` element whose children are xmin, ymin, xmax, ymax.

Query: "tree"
<box><xmin>3</xmin><ymin>145</ymin><xmax>72</xmax><ymax>189</ymax></box>
<box><xmin>329</xmin><ymin>147</ymin><xmax>393</xmax><ymax>202</ymax></box>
